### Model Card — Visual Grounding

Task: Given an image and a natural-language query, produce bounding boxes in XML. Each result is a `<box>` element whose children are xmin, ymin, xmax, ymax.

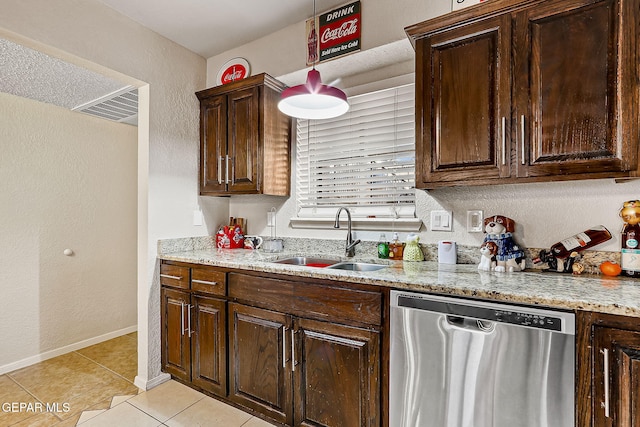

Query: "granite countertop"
<box><xmin>158</xmin><ymin>237</ymin><xmax>640</xmax><ymax>318</ymax></box>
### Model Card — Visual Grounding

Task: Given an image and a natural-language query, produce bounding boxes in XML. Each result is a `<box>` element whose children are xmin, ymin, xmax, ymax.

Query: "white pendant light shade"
<box><xmin>278</xmin><ymin>69</ymin><xmax>349</xmax><ymax>120</ymax></box>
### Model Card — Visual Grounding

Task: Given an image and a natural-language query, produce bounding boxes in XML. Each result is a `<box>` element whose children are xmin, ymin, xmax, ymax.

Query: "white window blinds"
<box><xmin>296</xmin><ymin>84</ymin><xmax>415</xmax><ymax>219</ymax></box>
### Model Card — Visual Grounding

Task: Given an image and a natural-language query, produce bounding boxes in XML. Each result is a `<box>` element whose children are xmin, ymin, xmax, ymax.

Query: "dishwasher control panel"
<box><xmin>395</xmin><ymin>292</ymin><xmax>572</xmax><ymax>333</ymax></box>
<box><xmin>494</xmin><ymin>309</ymin><xmax>562</xmax><ymax>331</ymax></box>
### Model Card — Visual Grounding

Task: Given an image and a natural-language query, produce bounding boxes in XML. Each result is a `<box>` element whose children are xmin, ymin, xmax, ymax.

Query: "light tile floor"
<box><xmin>79</xmin><ymin>380</ymin><xmax>274</xmax><ymax>427</ymax></box>
<box><xmin>1</xmin><ymin>333</ymin><xmax>274</xmax><ymax>426</ymax></box>
<box><xmin>1</xmin><ymin>332</ymin><xmax>139</xmax><ymax>426</ymax></box>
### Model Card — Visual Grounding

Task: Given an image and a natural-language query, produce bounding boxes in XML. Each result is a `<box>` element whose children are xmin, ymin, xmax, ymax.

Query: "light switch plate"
<box><xmin>431</xmin><ymin>210</ymin><xmax>453</xmax><ymax>231</ymax></box>
<box><xmin>467</xmin><ymin>210</ymin><xmax>484</xmax><ymax>233</ymax></box>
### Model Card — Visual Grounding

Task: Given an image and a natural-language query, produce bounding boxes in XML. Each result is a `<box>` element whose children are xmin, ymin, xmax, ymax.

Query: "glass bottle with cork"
<box><xmin>548</xmin><ymin>225</ymin><xmax>612</xmax><ymax>259</ymax></box>
<box><xmin>620</xmin><ymin>200</ymin><xmax>640</xmax><ymax>277</ymax></box>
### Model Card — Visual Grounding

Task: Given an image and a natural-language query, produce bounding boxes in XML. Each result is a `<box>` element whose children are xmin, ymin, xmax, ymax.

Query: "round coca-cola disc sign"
<box><xmin>216</xmin><ymin>58</ymin><xmax>250</xmax><ymax>85</ymax></box>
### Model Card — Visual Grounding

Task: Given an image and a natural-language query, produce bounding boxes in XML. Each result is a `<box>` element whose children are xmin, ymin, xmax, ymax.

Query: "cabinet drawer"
<box><xmin>191</xmin><ymin>267</ymin><xmax>226</xmax><ymax>296</ymax></box>
<box><xmin>160</xmin><ymin>264</ymin><xmax>190</xmax><ymax>289</ymax></box>
<box><xmin>228</xmin><ymin>273</ymin><xmax>382</xmax><ymax>327</ymax></box>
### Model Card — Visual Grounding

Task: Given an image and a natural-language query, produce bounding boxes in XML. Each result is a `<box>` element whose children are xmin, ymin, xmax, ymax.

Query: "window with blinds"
<box><xmin>295</xmin><ymin>84</ymin><xmax>415</xmax><ymax>219</ymax></box>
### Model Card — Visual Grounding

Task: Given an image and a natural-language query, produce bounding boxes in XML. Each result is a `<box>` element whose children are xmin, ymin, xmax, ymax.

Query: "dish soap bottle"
<box><xmin>389</xmin><ymin>232</ymin><xmax>404</xmax><ymax>259</ymax></box>
<box><xmin>377</xmin><ymin>234</ymin><xmax>389</xmax><ymax>259</ymax></box>
<box><xmin>403</xmin><ymin>234</ymin><xmax>424</xmax><ymax>261</ymax></box>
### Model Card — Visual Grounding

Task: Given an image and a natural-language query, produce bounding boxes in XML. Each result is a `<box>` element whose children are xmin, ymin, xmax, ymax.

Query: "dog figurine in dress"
<box><xmin>482</xmin><ymin>215</ymin><xmax>526</xmax><ymax>272</ymax></box>
<box><xmin>478</xmin><ymin>241</ymin><xmax>498</xmax><ymax>271</ymax></box>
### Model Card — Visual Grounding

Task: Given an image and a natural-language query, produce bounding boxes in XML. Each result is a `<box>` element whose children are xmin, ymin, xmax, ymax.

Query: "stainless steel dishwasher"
<box><xmin>390</xmin><ymin>290</ymin><xmax>575</xmax><ymax>427</ymax></box>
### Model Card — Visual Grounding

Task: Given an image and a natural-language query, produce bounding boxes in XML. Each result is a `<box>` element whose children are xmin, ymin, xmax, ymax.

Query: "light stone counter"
<box><xmin>158</xmin><ymin>237</ymin><xmax>640</xmax><ymax>318</ymax></box>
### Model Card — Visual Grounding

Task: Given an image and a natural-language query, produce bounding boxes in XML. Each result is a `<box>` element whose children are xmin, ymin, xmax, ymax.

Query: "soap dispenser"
<box><xmin>388</xmin><ymin>232</ymin><xmax>404</xmax><ymax>259</ymax></box>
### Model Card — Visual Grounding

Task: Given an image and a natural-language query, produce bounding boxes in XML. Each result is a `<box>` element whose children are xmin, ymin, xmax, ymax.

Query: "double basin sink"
<box><xmin>272</xmin><ymin>256</ymin><xmax>387</xmax><ymax>272</ymax></box>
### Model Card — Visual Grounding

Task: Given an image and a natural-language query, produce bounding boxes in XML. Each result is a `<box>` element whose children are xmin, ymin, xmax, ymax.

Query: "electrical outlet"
<box><xmin>430</xmin><ymin>210</ymin><xmax>453</xmax><ymax>231</ymax></box>
<box><xmin>467</xmin><ymin>210</ymin><xmax>484</xmax><ymax>232</ymax></box>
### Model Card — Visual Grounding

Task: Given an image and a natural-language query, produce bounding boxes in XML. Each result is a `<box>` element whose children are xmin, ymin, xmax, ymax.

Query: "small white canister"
<box><xmin>438</xmin><ymin>241</ymin><xmax>457</xmax><ymax>264</ymax></box>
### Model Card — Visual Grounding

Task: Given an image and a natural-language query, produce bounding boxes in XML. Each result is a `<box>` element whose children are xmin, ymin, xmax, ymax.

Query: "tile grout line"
<box><xmin>72</xmin><ymin>350</ymin><xmax>138</xmax><ymax>387</ymax></box>
<box><xmin>123</xmin><ymin>397</ymin><xmax>202</xmax><ymax>425</ymax></box>
<box><xmin>67</xmin><ymin>350</ymin><xmax>139</xmax><ymax>425</ymax></box>
<box><xmin>4</xmin><ymin>374</ymin><xmax>66</xmax><ymax>423</ymax></box>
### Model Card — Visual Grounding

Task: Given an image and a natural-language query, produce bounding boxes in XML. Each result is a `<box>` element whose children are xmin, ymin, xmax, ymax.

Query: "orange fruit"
<box><xmin>600</xmin><ymin>261</ymin><xmax>622</xmax><ymax>276</ymax></box>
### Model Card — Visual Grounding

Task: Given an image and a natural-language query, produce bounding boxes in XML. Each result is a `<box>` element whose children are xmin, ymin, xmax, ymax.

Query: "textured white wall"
<box><xmin>0</xmin><ymin>0</ymin><xmax>228</xmax><ymax>386</ymax></box>
<box><xmin>0</xmin><ymin>92</ymin><xmax>137</xmax><ymax>369</ymax></box>
<box><xmin>206</xmin><ymin>0</ymin><xmax>451</xmax><ymax>87</ymax></box>
<box><xmin>217</xmin><ymin>0</ymin><xmax>639</xmax><ymax>255</ymax></box>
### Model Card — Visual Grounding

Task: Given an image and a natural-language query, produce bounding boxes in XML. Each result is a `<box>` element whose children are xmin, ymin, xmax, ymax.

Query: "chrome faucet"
<box><xmin>334</xmin><ymin>207</ymin><xmax>361</xmax><ymax>257</ymax></box>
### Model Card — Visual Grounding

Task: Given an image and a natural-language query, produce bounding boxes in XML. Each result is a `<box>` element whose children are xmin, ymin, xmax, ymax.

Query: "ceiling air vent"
<box><xmin>73</xmin><ymin>86</ymin><xmax>138</xmax><ymax>126</ymax></box>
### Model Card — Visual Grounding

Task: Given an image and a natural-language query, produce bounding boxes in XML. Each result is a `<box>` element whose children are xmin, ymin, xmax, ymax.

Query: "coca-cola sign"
<box><xmin>306</xmin><ymin>1</ymin><xmax>360</xmax><ymax>64</ymax></box>
<box><xmin>320</xmin><ymin>19</ymin><xmax>359</xmax><ymax>44</ymax></box>
<box><xmin>216</xmin><ymin>58</ymin><xmax>250</xmax><ymax>86</ymax></box>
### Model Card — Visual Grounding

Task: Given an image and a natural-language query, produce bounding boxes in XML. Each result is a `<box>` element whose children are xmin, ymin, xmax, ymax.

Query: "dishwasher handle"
<box><xmin>446</xmin><ymin>315</ymin><xmax>496</xmax><ymax>333</ymax></box>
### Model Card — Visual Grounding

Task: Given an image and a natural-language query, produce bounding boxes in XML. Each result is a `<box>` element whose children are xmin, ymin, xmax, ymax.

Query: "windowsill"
<box><xmin>289</xmin><ymin>217</ymin><xmax>423</xmax><ymax>232</ymax></box>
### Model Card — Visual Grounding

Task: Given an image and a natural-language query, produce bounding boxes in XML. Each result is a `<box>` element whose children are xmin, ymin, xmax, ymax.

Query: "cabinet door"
<box><xmin>293</xmin><ymin>318</ymin><xmax>380</xmax><ymax>427</ymax></box>
<box><xmin>415</xmin><ymin>14</ymin><xmax>512</xmax><ymax>187</ymax></box>
<box><xmin>200</xmin><ymin>94</ymin><xmax>228</xmax><ymax>194</ymax></box>
<box><xmin>228</xmin><ymin>303</ymin><xmax>292</xmax><ymax>425</ymax></box>
<box><xmin>191</xmin><ymin>295</ymin><xmax>226</xmax><ymax>397</ymax></box>
<box><xmin>594</xmin><ymin>326</ymin><xmax>640</xmax><ymax>427</ymax></box>
<box><xmin>227</xmin><ymin>86</ymin><xmax>260</xmax><ymax>194</ymax></box>
<box><xmin>161</xmin><ymin>287</ymin><xmax>191</xmax><ymax>382</ymax></box>
<box><xmin>514</xmin><ymin>0</ymin><xmax>637</xmax><ymax>178</ymax></box>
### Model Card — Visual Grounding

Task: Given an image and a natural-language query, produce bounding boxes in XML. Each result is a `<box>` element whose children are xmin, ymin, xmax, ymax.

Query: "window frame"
<box><xmin>290</xmin><ymin>81</ymin><xmax>422</xmax><ymax>232</ymax></box>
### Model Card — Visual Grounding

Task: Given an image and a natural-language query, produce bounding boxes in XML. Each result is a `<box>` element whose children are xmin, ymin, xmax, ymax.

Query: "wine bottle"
<box><xmin>621</xmin><ymin>223</ymin><xmax>640</xmax><ymax>277</ymax></box>
<box><xmin>549</xmin><ymin>225</ymin><xmax>612</xmax><ymax>259</ymax></box>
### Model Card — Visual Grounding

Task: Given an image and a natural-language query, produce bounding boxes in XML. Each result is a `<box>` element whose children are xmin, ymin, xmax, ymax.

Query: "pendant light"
<box><xmin>278</xmin><ymin>0</ymin><xmax>349</xmax><ymax>120</ymax></box>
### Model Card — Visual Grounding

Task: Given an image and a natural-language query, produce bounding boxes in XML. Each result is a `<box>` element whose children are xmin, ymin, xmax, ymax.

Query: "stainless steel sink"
<box><xmin>327</xmin><ymin>262</ymin><xmax>387</xmax><ymax>272</ymax></box>
<box><xmin>272</xmin><ymin>256</ymin><xmax>341</xmax><ymax>267</ymax></box>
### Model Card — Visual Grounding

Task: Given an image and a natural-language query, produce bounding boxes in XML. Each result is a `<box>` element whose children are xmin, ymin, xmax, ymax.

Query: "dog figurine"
<box><xmin>478</xmin><ymin>241</ymin><xmax>498</xmax><ymax>271</ymax></box>
<box><xmin>482</xmin><ymin>215</ymin><xmax>526</xmax><ymax>272</ymax></box>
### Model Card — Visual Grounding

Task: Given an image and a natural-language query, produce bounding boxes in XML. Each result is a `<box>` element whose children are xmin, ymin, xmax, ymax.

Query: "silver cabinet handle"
<box><xmin>192</xmin><ymin>279</ymin><xmax>217</xmax><ymax>286</ymax></box>
<box><xmin>601</xmin><ymin>348</ymin><xmax>610</xmax><ymax>418</ymax></box>
<box><xmin>282</xmin><ymin>326</ymin><xmax>288</xmax><ymax>368</ymax></box>
<box><xmin>291</xmin><ymin>328</ymin><xmax>297</xmax><ymax>372</ymax></box>
<box><xmin>180</xmin><ymin>302</ymin><xmax>186</xmax><ymax>336</ymax></box>
<box><xmin>187</xmin><ymin>304</ymin><xmax>193</xmax><ymax>338</ymax></box>
<box><xmin>225</xmin><ymin>155</ymin><xmax>230</xmax><ymax>184</ymax></box>
<box><xmin>230</xmin><ymin>156</ymin><xmax>235</xmax><ymax>185</ymax></box>
<box><xmin>217</xmin><ymin>156</ymin><xmax>223</xmax><ymax>184</ymax></box>
<box><xmin>160</xmin><ymin>274</ymin><xmax>182</xmax><ymax>281</ymax></box>
<box><xmin>501</xmin><ymin>116</ymin><xmax>506</xmax><ymax>165</ymax></box>
<box><xmin>520</xmin><ymin>115</ymin><xmax>526</xmax><ymax>165</ymax></box>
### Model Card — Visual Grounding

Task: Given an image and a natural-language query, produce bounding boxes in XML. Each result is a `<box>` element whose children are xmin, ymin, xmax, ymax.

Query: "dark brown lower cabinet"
<box><xmin>161</xmin><ymin>288</ymin><xmax>227</xmax><ymax>397</ymax></box>
<box><xmin>161</xmin><ymin>263</ymin><xmax>384</xmax><ymax>426</ymax></box>
<box><xmin>578</xmin><ymin>311</ymin><xmax>640</xmax><ymax>426</ymax></box>
<box><xmin>191</xmin><ymin>295</ymin><xmax>227</xmax><ymax>396</ymax></box>
<box><xmin>294</xmin><ymin>317</ymin><xmax>380</xmax><ymax>427</ymax></box>
<box><xmin>228</xmin><ymin>301</ymin><xmax>381</xmax><ymax>427</ymax></box>
<box><xmin>161</xmin><ymin>287</ymin><xmax>191</xmax><ymax>381</ymax></box>
<box><xmin>228</xmin><ymin>303</ymin><xmax>292</xmax><ymax>424</ymax></box>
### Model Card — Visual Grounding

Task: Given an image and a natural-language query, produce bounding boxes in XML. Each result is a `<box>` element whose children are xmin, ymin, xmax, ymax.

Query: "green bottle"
<box><xmin>377</xmin><ymin>234</ymin><xmax>390</xmax><ymax>259</ymax></box>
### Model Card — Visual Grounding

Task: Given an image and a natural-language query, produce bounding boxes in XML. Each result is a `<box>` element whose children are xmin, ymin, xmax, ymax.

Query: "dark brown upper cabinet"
<box><xmin>196</xmin><ymin>73</ymin><xmax>291</xmax><ymax>196</ymax></box>
<box><xmin>406</xmin><ymin>0</ymin><xmax>639</xmax><ymax>189</ymax></box>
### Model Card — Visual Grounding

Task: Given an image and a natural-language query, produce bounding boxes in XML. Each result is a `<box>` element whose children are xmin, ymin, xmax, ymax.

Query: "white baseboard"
<box><xmin>134</xmin><ymin>372</ymin><xmax>171</xmax><ymax>391</ymax></box>
<box><xmin>0</xmin><ymin>325</ymin><xmax>138</xmax><ymax>375</ymax></box>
